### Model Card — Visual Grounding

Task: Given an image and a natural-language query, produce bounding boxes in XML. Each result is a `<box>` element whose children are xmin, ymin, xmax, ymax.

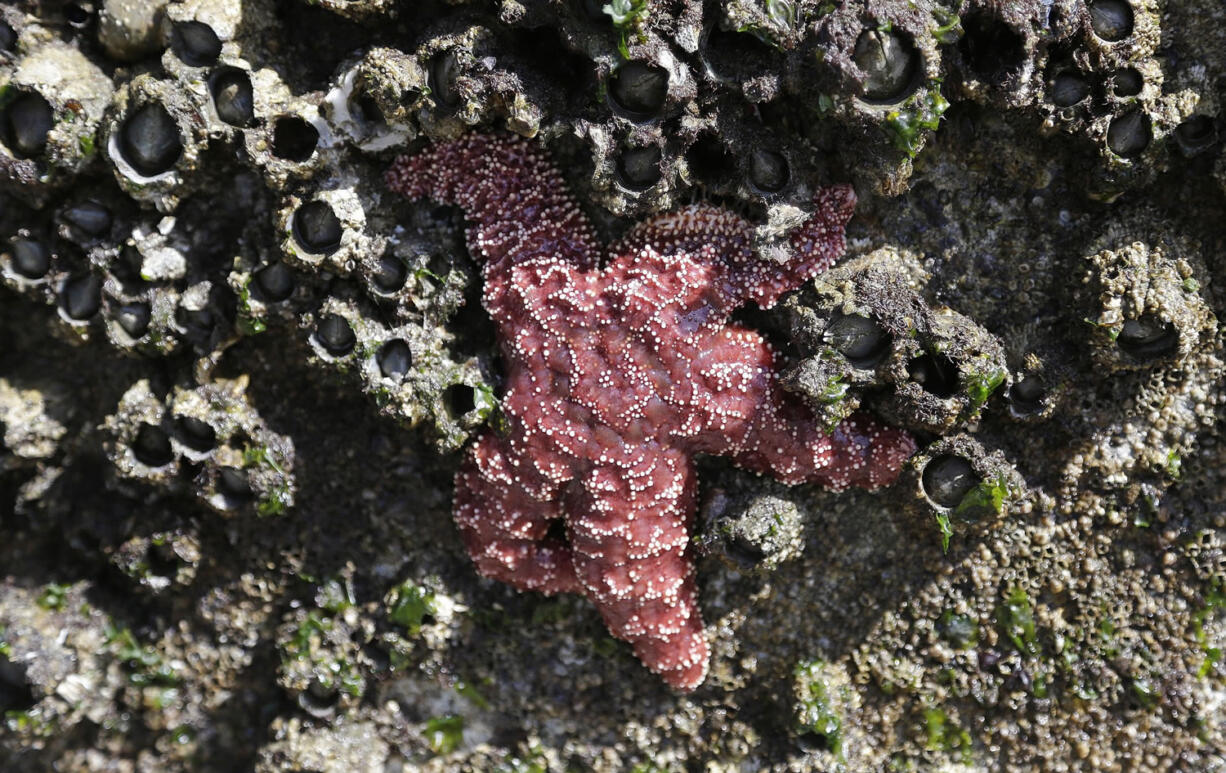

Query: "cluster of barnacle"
<box><xmin>360</xmin><ymin>0</ymin><xmax>1182</xmax><ymax>216</ymax></box>
<box><xmin>0</xmin><ymin>575</ymin><xmax>232</xmax><ymax>766</ymax></box>
<box><xmin>890</xmin><ymin>210</ymin><xmax>1215</xmax><ymax>537</ymax></box>
<box><xmin>821</xmin><ymin>0</ymin><xmax>1222</xmax><ymax>192</ymax></box>
<box><xmin>1031</xmin><ymin>0</ymin><xmax>1221</xmax><ymax>195</ymax></box>
<box><xmin>1</xmin><ymin>181</ymin><xmax>244</xmax><ymax>355</ymax></box>
<box><xmin>276</xmin><ymin>600</ymin><xmax>371</xmax><ymax>720</ymax></box>
<box><xmin>0</xmin><ymin>582</ymin><xmax>119</xmax><ymax>757</ymax></box>
<box><xmin>696</xmin><ymin>476</ymin><xmax>807</xmax><ymax>572</ymax></box>
<box><xmin>933</xmin><ymin>205</ymin><xmax>1221</xmax><ymax>522</ymax></box>
<box><xmin>1</xmin><ymin>0</ymin><xmax>498</xmax><ymax>464</ymax></box>
<box><xmin>272</xmin><ymin>573</ymin><xmax>468</xmax><ymax>721</ymax></box>
<box><xmin>782</xmin><ymin>249</ymin><xmax>1009</xmax><ymax>435</ymax></box>
<box><xmin>0</xmin><ymin>377</ymin><xmax>68</xmax><ymax>494</ymax></box>
<box><xmin>1056</xmin><ymin>217</ymin><xmax>1221</xmax><ymax>507</ymax></box>
<box><xmin>742</xmin><ymin>0</ymin><xmax>1219</xmax><ymax>197</ymax></box>
<box><xmin>234</xmin><ymin>199</ymin><xmax>491</xmax><ymax>452</ymax></box>
<box><xmin>777</xmin><ymin>204</ymin><xmax>1220</xmax><ymax>545</ymax></box>
<box><xmin>491</xmin><ymin>0</ymin><xmax>931</xmax><ymax>209</ymax></box>
<box><xmin>777</xmin><ymin>248</ymin><xmax>1026</xmax><ymax>548</ymax></box>
<box><xmin>102</xmin><ymin>375</ymin><xmax>296</xmax><ymax>517</ymax></box>
<box><xmin>3</xmin><ymin>0</ymin><xmax>1217</xmax><ymax>487</ymax></box>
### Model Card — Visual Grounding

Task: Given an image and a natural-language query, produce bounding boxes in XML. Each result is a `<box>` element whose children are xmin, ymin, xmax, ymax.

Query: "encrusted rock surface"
<box><xmin>2</xmin><ymin>0</ymin><xmax>1226</xmax><ymax>770</ymax></box>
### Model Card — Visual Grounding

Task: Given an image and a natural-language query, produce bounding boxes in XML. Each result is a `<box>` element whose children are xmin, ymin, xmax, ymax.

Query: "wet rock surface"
<box><xmin>2</xmin><ymin>0</ymin><xmax>1226</xmax><ymax>770</ymax></box>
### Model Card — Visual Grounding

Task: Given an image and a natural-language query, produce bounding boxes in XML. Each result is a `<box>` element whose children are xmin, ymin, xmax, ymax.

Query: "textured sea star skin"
<box><xmin>386</xmin><ymin>134</ymin><xmax>916</xmax><ymax>690</ymax></box>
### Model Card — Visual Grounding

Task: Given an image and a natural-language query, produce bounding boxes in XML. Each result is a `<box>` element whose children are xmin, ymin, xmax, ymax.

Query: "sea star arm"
<box><xmin>731</xmin><ymin>384</ymin><xmax>917</xmax><ymax>490</ymax></box>
<box><xmin>748</xmin><ymin>184</ymin><xmax>858</xmax><ymax>309</ymax></box>
<box><xmin>385</xmin><ymin>134</ymin><xmax>603</xmax><ymax>316</ymax></box>
<box><xmin>682</xmin><ymin>323</ymin><xmax>913</xmax><ymax>487</ymax></box>
<box><xmin>610</xmin><ymin>205</ymin><xmax>755</xmax><ymax>269</ymax></box>
<box><xmin>453</xmin><ymin>433</ymin><xmax>582</xmax><ymax>595</ymax></box>
<box><xmin>565</xmin><ymin>447</ymin><xmax>710</xmax><ymax>691</ymax></box>
<box><xmin>608</xmin><ymin>186</ymin><xmax>856</xmax><ymax>317</ymax></box>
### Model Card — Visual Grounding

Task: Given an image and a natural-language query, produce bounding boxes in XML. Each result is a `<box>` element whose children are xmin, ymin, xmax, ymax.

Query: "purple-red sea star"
<box><xmin>387</xmin><ymin>133</ymin><xmax>916</xmax><ymax>690</ymax></box>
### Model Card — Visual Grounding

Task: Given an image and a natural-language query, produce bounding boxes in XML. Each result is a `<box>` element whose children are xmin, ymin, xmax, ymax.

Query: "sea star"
<box><xmin>386</xmin><ymin>133</ymin><xmax>916</xmax><ymax>690</ymax></box>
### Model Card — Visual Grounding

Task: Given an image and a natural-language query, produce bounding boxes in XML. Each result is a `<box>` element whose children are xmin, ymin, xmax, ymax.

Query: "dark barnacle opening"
<box><xmin>609</xmin><ymin>62</ymin><xmax>669</xmax><ymax>119</ymax></box>
<box><xmin>145</xmin><ymin>539</ymin><xmax>182</xmax><ymax>581</ymax></box>
<box><xmin>271</xmin><ymin>116</ymin><xmax>319</xmax><ymax>161</ymax></box>
<box><xmin>684</xmin><ymin>134</ymin><xmax>735</xmax><ymax>187</ymax></box>
<box><xmin>907</xmin><ymin>352</ymin><xmax>958</xmax><ymax>398</ymax></box>
<box><xmin>371</xmin><ymin>254</ymin><xmax>408</xmax><ymax>294</ymax></box>
<box><xmin>176</xmin><ymin>416</ymin><xmax>217</xmax><ymax>452</ymax></box>
<box><xmin>1117</xmin><ymin>316</ymin><xmax>1178</xmax><ymax>359</ymax></box>
<box><xmin>349</xmin><ymin>90</ymin><xmax>385</xmax><ymax>128</ymax></box>
<box><xmin>1174</xmin><ymin>115</ymin><xmax>1217</xmax><ymax>157</ymax></box>
<box><xmin>119</xmin><ymin>104</ymin><xmax>183</xmax><ymax>177</ymax></box>
<box><xmin>445</xmin><ymin>383</ymin><xmax>477</xmax><ymax>417</ymax></box>
<box><xmin>217</xmin><ymin>468</ymin><xmax>254</xmax><ymax>505</ymax></box>
<box><xmin>725</xmin><ymin>534</ymin><xmax>769</xmax><ymax>569</ymax></box>
<box><xmin>0</xmin><ymin>654</ymin><xmax>35</xmax><ymax>714</ymax></box>
<box><xmin>1111</xmin><ymin>68</ymin><xmax>1143</xmax><ymax>97</ymax></box>
<box><xmin>747</xmin><ymin>149</ymin><xmax>789</xmax><ymax>194</ymax></box>
<box><xmin>616</xmin><ymin>146</ymin><xmax>662</xmax><ymax>191</ymax></box>
<box><xmin>315</xmin><ymin>313</ymin><xmax>355</xmax><ymax>357</ymax></box>
<box><xmin>958</xmin><ymin>11</ymin><xmax>1026</xmax><ymax>85</ymax></box>
<box><xmin>255</xmin><ymin>262</ymin><xmax>294</xmax><ymax>302</ymax></box>
<box><xmin>293</xmin><ymin>201</ymin><xmax>342</xmax><ymax>255</ymax></box>
<box><xmin>62</xmin><ymin>201</ymin><xmax>112</xmax><ymax>236</ymax></box>
<box><xmin>854</xmin><ymin>28</ymin><xmax>921</xmax><ymax>103</ymax></box>
<box><xmin>110</xmin><ymin>246</ymin><xmax>144</xmax><ymax>287</ymax></box>
<box><xmin>114</xmin><ymin>301</ymin><xmax>151</xmax><ymax>339</ymax></box>
<box><xmin>1006</xmin><ymin>373</ymin><xmax>1046</xmax><ymax>415</ymax></box>
<box><xmin>1107</xmin><ymin>110</ymin><xmax>1151</xmax><ymax>158</ymax></box>
<box><xmin>429</xmin><ymin>50</ymin><xmax>461</xmax><ymax>108</ymax></box>
<box><xmin>825</xmin><ymin>313</ymin><xmax>890</xmax><ymax>368</ymax></box>
<box><xmin>171</xmin><ymin>21</ymin><xmax>222</xmax><ymax>67</ymax></box>
<box><xmin>922</xmin><ymin>454</ymin><xmax>982</xmax><ymax>509</ymax></box>
<box><xmin>1089</xmin><ymin>0</ymin><xmax>1133</xmax><ymax>42</ymax></box>
<box><xmin>176</xmin><ymin>306</ymin><xmax>215</xmax><ymax>339</ymax></box>
<box><xmin>10</xmin><ymin>238</ymin><xmax>50</xmax><ymax>279</ymax></box>
<box><xmin>1</xmin><ymin>91</ymin><xmax>54</xmax><ymax>159</ymax></box>
<box><xmin>61</xmin><ymin>273</ymin><xmax>102</xmax><ymax>320</ymax></box>
<box><xmin>377</xmin><ymin>339</ymin><xmax>412</xmax><ymax>380</ymax></box>
<box><xmin>210</xmin><ymin>67</ymin><xmax>256</xmax><ymax>128</ymax></box>
<box><xmin>133</xmin><ymin>423</ymin><xmax>174</xmax><ymax>468</ymax></box>
<box><xmin>1050</xmin><ymin>72</ymin><xmax>1090</xmax><ymax>107</ymax></box>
